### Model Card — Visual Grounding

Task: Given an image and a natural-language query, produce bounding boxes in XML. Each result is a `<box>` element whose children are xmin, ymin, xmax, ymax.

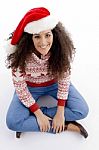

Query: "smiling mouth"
<box><xmin>40</xmin><ymin>44</ymin><xmax>50</xmax><ymax>49</ymax></box>
<box><xmin>40</xmin><ymin>46</ymin><xmax>47</xmax><ymax>49</ymax></box>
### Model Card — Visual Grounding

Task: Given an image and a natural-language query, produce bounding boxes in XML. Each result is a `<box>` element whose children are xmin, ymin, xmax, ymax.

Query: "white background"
<box><xmin>0</xmin><ymin>0</ymin><xmax>99</xmax><ymax>150</ymax></box>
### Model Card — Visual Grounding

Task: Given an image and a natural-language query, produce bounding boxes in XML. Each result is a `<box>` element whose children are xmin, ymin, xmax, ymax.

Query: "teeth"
<box><xmin>40</xmin><ymin>46</ymin><xmax>47</xmax><ymax>48</ymax></box>
<box><xmin>40</xmin><ymin>45</ymin><xmax>47</xmax><ymax>48</ymax></box>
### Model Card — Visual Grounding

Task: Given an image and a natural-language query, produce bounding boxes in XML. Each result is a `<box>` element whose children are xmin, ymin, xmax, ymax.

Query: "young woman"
<box><xmin>6</xmin><ymin>7</ymin><xmax>89</xmax><ymax>138</ymax></box>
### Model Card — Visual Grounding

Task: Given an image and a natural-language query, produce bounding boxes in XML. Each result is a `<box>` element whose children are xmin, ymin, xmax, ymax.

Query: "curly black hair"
<box><xmin>6</xmin><ymin>22</ymin><xmax>75</xmax><ymax>79</ymax></box>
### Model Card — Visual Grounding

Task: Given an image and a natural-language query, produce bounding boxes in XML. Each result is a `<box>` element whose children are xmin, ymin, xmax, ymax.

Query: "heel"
<box><xmin>16</xmin><ymin>132</ymin><xmax>21</xmax><ymax>138</ymax></box>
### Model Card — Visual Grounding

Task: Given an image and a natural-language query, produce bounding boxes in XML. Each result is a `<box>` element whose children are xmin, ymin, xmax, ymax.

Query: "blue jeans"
<box><xmin>6</xmin><ymin>83</ymin><xmax>89</xmax><ymax>132</ymax></box>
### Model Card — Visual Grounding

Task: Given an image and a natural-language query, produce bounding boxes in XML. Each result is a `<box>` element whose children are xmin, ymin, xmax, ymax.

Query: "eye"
<box><xmin>45</xmin><ymin>34</ymin><xmax>51</xmax><ymax>38</ymax></box>
<box><xmin>34</xmin><ymin>35</ymin><xmax>40</xmax><ymax>39</ymax></box>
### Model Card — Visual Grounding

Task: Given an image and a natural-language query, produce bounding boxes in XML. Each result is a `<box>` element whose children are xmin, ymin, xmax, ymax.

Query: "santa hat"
<box><xmin>6</xmin><ymin>7</ymin><xmax>59</xmax><ymax>55</ymax></box>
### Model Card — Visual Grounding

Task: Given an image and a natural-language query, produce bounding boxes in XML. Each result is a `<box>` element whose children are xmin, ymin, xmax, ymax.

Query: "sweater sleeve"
<box><xmin>12</xmin><ymin>68</ymin><xmax>40</xmax><ymax>112</ymax></box>
<box><xmin>57</xmin><ymin>71</ymin><xmax>70</xmax><ymax>106</ymax></box>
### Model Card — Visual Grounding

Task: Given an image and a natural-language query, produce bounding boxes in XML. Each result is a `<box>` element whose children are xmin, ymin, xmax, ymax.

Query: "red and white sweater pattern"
<box><xmin>12</xmin><ymin>53</ymin><xmax>70</xmax><ymax>112</ymax></box>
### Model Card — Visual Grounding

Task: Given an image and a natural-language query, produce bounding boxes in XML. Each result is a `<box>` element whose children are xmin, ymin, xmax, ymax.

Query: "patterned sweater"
<box><xmin>12</xmin><ymin>53</ymin><xmax>70</xmax><ymax>112</ymax></box>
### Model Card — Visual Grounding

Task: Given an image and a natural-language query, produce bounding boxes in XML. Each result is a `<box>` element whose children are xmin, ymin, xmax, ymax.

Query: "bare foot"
<box><xmin>65</xmin><ymin>121</ymin><xmax>88</xmax><ymax>138</ymax></box>
<box><xmin>66</xmin><ymin>123</ymin><xmax>80</xmax><ymax>132</ymax></box>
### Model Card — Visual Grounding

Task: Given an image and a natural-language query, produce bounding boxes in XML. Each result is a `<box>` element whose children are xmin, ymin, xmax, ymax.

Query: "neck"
<box><xmin>33</xmin><ymin>49</ymin><xmax>41</xmax><ymax>59</ymax></box>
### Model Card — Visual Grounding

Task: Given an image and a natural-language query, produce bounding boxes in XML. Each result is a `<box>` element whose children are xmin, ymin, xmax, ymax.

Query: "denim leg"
<box><xmin>6</xmin><ymin>92</ymin><xmax>40</xmax><ymax>132</ymax></box>
<box><xmin>65</xmin><ymin>83</ymin><xmax>89</xmax><ymax>120</ymax></box>
<box><xmin>44</xmin><ymin>83</ymin><xmax>89</xmax><ymax>121</ymax></box>
<box><xmin>6</xmin><ymin>83</ymin><xmax>89</xmax><ymax>132</ymax></box>
<box><xmin>6</xmin><ymin>93</ymin><xmax>55</xmax><ymax>133</ymax></box>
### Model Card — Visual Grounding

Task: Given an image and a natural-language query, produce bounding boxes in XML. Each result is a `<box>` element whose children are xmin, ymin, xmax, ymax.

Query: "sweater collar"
<box><xmin>32</xmin><ymin>52</ymin><xmax>50</xmax><ymax>64</ymax></box>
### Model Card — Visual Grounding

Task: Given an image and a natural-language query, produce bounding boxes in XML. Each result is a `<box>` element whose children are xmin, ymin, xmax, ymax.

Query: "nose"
<box><xmin>40</xmin><ymin>36</ymin><xmax>47</xmax><ymax>45</ymax></box>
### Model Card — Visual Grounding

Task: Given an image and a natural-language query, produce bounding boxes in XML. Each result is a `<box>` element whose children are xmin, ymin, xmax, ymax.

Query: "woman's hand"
<box><xmin>34</xmin><ymin>109</ymin><xmax>52</xmax><ymax>132</ymax></box>
<box><xmin>52</xmin><ymin>106</ymin><xmax>65</xmax><ymax>133</ymax></box>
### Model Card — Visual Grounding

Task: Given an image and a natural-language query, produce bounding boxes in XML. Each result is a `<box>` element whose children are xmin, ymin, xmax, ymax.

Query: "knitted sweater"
<box><xmin>12</xmin><ymin>53</ymin><xmax>70</xmax><ymax>112</ymax></box>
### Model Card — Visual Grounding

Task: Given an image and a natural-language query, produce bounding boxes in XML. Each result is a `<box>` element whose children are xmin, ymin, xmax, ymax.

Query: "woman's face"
<box><xmin>32</xmin><ymin>29</ymin><xmax>53</xmax><ymax>56</ymax></box>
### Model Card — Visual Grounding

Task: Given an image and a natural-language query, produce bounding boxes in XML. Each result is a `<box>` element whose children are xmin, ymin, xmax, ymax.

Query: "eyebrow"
<box><xmin>33</xmin><ymin>32</ymin><xmax>52</xmax><ymax>36</ymax></box>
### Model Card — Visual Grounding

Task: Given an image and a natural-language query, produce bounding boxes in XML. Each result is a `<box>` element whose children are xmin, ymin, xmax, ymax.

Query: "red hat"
<box><xmin>11</xmin><ymin>7</ymin><xmax>58</xmax><ymax>45</ymax></box>
<box><xmin>6</xmin><ymin>7</ymin><xmax>58</xmax><ymax>55</ymax></box>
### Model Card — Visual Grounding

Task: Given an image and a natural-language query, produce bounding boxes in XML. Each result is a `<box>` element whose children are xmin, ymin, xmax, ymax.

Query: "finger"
<box><xmin>59</xmin><ymin>126</ymin><xmax>62</xmax><ymax>133</ymax></box>
<box><xmin>52</xmin><ymin>122</ymin><xmax>58</xmax><ymax>133</ymax></box>
<box><xmin>40</xmin><ymin>126</ymin><xmax>43</xmax><ymax>132</ymax></box>
<box><xmin>44</xmin><ymin>120</ymin><xmax>50</xmax><ymax>132</ymax></box>
<box><xmin>46</xmin><ymin>122</ymin><xmax>50</xmax><ymax>132</ymax></box>
<box><xmin>47</xmin><ymin>116</ymin><xmax>52</xmax><ymax>120</ymax></box>
<box><xmin>51</xmin><ymin>124</ymin><xmax>53</xmax><ymax>129</ymax></box>
<box><xmin>45</xmin><ymin>124</ymin><xmax>49</xmax><ymax>132</ymax></box>
<box><xmin>45</xmin><ymin>125</ymin><xmax>48</xmax><ymax>132</ymax></box>
<box><xmin>45</xmin><ymin>122</ymin><xmax>50</xmax><ymax>132</ymax></box>
<box><xmin>52</xmin><ymin>122</ymin><xmax>55</xmax><ymax>132</ymax></box>
<box><xmin>51</xmin><ymin>121</ymin><xmax>54</xmax><ymax>129</ymax></box>
<box><xmin>56</xmin><ymin>126</ymin><xmax>60</xmax><ymax>133</ymax></box>
<box><xmin>53</xmin><ymin>124</ymin><xmax>56</xmax><ymax>133</ymax></box>
<box><xmin>42</xmin><ymin>124</ymin><xmax>46</xmax><ymax>132</ymax></box>
<box><xmin>62</xmin><ymin>124</ymin><xmax>65</xmax><ymax>131</ymax></box>
<box><xmin>48</xmin><ymin>121</ymin><xmax>51</xmax><ymax>130</ymax></box>
<box><xmin>47</xmin><ymin>124</ymin><xmax>50</xmax><ymax>132</ymax></box>
<box><xmin>53</xmin><ymin>127</ymin><xmax>56</xmax><ymax>133</ymax></box>
<box><xmin>41</xmin><ymin>127</ymin><xmax>44</xmax><ymax>132</ymax></box>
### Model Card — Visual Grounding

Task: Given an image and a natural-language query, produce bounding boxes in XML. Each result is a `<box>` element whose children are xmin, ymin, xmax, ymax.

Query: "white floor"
<box><xmin>0</xmin><ymin>0</ymin><xmax>99</xmax><ymax>149</ymax></box>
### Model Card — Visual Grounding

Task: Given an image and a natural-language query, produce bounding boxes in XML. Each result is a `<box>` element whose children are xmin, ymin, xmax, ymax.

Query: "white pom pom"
<box><xmin>4</xmin><ymin>39</ymin><xmax>16</xmax><ymax>55</ymax></box>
